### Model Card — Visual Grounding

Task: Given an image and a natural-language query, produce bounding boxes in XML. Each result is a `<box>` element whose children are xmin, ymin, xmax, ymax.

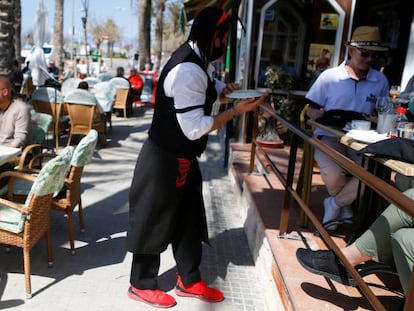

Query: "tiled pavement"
<box><xmin>0</xmin><ymin>106</ymin><xmax>271</xmax><ymax>311</ymax></box>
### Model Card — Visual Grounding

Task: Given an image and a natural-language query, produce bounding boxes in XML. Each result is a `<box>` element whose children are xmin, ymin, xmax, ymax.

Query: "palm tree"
<box><xmin>52</xmin><ymin>0</ymin><xmax>64</xmax><ymax>72</ymax></box>
<box><xmin>13</xmin><ymin>0</ymin><xmax>22</xmax><ymax>63</ymax></box>
<box><xmin>154</xmin><ymin>0</ymin><xmax>165</xmax><ymax>73</ymax></box>
<box><xmin>138</xmin><ymin>0</ymin><xmax>151</xmax><ymax>71</ymax></box>
<box><xmin>0</xmin><ymin>0</ymin><xmax>16</xmax><ymax>76</ymax></box>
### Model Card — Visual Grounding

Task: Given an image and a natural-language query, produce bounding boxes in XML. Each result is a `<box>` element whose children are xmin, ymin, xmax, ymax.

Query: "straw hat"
<box><xmin>345</xmin><ymin>26</ymin><xmax>388</xmax><ymax>51</ymax></box>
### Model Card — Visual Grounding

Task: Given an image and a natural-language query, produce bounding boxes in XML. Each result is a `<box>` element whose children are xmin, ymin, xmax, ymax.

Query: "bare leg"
<box><xmin>342</xmin><ymin>243</ymin><xmax>373</xmax><ymax>266</ymax></box>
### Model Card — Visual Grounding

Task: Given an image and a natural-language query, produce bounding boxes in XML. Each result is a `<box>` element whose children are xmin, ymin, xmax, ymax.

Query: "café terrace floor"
<box><xmin>0</xmin><ymin>104</ymin><xmax>406</xmax><ymax>310</ymax></box>
<box><xmin>228</xmin><ymin>138</ymin><xmax>405</xmax><ymax>310</ymax></box>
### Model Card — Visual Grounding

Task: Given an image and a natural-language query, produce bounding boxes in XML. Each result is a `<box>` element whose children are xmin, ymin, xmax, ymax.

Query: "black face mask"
<box><xmin>209</xmin><ymin>42</ymin><xmax>226</xmax><ymax>61</ymax></box>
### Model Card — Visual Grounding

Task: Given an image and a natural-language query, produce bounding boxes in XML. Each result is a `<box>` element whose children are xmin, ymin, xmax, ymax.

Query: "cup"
<box><xmin>397</xmin><ymin>122</ymin><xmax>414</xmax><ymax>138</ymax></box>
<box><xmin>351</xmin><ymin>120</ymin><xmax>371</xmax><ymax>131</ymax></box>
<box><xmin>377</xmin><ymin>113</ymin><xmax>396</xmax><ymax>134</ymax></box>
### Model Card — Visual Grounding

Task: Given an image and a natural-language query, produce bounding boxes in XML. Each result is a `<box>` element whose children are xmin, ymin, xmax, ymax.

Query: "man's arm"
<box><xmin>11</xmin><ymin>101</ymin><xmax>31</xmax><ymax>148</ymax></box>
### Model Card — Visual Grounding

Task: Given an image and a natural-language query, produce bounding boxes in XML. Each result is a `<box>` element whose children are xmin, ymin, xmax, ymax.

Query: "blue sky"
<box><xmin>21</xmin><ymin>0</ymin><xmax>139</xmax><ymax>45</ymax></box>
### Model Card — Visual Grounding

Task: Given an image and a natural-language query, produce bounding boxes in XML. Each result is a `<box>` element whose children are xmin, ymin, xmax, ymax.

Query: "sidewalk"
<box><xmin>0</xmin><ymin>106</ymin><xmax>271</xmax><ymax>311</ymax></box>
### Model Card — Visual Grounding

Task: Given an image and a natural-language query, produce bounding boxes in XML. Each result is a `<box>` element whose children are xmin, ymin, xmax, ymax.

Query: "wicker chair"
<box><xmin>16</xmin><ymin>111</ymin><xmax>55</xmax><ymax>172</ymax></box>
<box><xmin>0</xmin><ymin>146</ymin><xmax>73</xmax><ymax>298</ymax></box>
<box><xmin>110</xmin><ymin>77</ymin><xmax>131</xmax><ymax>118</ymax></box>
<box><xmin>94</xmin><ymin>81</ymin><xmax>116</xmax><ymax>131</ymax></box>
<box><xmin>52</xmin><ymin>130</ymin><xmax>98</xmax><ymax>254</ymax></box>
<box><xmin>31</xmin><ymin>87</ymin><xmax>69</xmax><ymax>150</ymax></box>
<box><xmin>64</xmin><ymin>89</ymin><xmax>106</xmax><ymax>146</ymax></box>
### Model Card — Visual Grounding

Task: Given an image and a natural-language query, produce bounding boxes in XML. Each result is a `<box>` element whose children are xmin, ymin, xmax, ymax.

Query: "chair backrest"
<box><xmin>61</xmin><ymin>77</ymin><xmax>82</xmax><ymax>96</ymax></box>
<box><xmin>26</xmin><ymin>146</ymin><xmax>73</xmax><ymax>201</ymax></box>
<box><xmin>30</xmin><ymin>110</ymin><xmax>53</xmax><ymax>144</ymax></box>
<box><xmin>94</xmin><ymin>81</ymin><xmax>116</xmax><ymax>113</ymax></box>
<box><xmin>83</xmin><ymin>77</ymin><xmax>101</xmax><ymax>90</ymax></box>
<box><xmin>71</xmin><ymin>130</ymin><xmax>98</xmax><ymax>167</ymax></box>
<box><xmin>64</xmin><ymin>89</ymin><xmax>98</xmax><ymax>106</ymax></box>
<box><xmin>98</xmin><ymin>73</ymin><xmax>114</xmax><ymax>82</ymax></box>
<box><xmin>65</xmin><ymin>104</ymin><xmax>95</xmax><ymax>136</ymax></box>
<box><xmin>31</xmin><ymin>87</ymin><xmax>64</xmax><ymax>104</ymax></box>
<box><xmin>113</xmin><ymin>88</ymin><xmax>129</xmax><ymax>110</ymax></box>
<box><xmin>109</xmin><ymin>77</ymin><xmax>130</xmax><ymax>90</ymax></box>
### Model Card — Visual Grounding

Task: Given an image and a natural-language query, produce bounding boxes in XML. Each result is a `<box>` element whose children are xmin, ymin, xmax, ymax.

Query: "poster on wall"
<box><xmin>307</xmin><ymin>43</ymin><xmax>335</xmax><ymax>72</ymax></box>
<box><xmin>320</xmin><ymin>13</ymin><xmax>339</xmax><ymax>30</ymax></box>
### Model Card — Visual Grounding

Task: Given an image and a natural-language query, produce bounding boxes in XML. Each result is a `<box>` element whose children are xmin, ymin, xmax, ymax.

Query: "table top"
<box><xmin>256</xmin><ymin>88</ymin><xmax>307</xmax><ymax>97</ymax></box>
<box><xmin>308</xmin><ymin>119</ymin><xmax>414</xmax><ymax>177</ymax></box>
<box><xmin>0</xmin><ymin>145</ymin><xmax>21</xmax><ymax>167</ymax></box>
<box><xmin>340</xmin><ymin>136</ymin><xmax>414</xmax><ymax>176</ymax></box>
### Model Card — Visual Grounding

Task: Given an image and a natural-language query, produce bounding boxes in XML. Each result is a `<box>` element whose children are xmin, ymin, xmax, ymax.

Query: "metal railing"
<box><xmin>249</xmin><ymin>105</ymin><xmax>414</xmax><ymax>311</ymax></box>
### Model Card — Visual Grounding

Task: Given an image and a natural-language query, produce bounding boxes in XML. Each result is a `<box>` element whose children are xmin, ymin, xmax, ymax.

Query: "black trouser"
<box><xmin>129</xmin><ymin>221</ymin><xmax>202</xmax><ymax>289</ymax></box>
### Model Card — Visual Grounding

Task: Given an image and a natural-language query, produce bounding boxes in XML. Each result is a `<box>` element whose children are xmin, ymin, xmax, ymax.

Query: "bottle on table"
<box><xmin>395</xmin><ymin>107</ymin><xmax>410</xmax><ymax>138</ymax></box>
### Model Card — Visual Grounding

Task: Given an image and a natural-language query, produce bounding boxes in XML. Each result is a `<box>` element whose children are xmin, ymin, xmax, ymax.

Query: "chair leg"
<box><xmin>23</xmin><ymin>248</ymin><xmax>32</xmax><ymax>299</ymax></box>
<box><xmin>66</xmin><ymin>212</ymin><xmax>76</xmax><ymax>255</ymax></box>
<box><xmin>54</xmin><ymin>131</ymin><xmax>60</xmax><ymax>151</ymax></box>
<box><xmin>78</xmin><ymin>198</ymin><xmax>85</xmax><ymax>232</ymax></box>
<box><xmin>298</xmin><ymin>143</ymin><xmax>315</xmax><ymax>227</ymax></box>
<box><xmin>46</xmin><ymin>226</ymin><xmax>53</xmax><ymax>267</ymax></box>
<box><xmin>67</xmin><ymin>133</ymin><xmax>73</xmax><ymax>146</ymax></box>
<box><xmin>106</xmin><ymin>112</ymin><xmax>112</xmax><ymax>132</ymax></box>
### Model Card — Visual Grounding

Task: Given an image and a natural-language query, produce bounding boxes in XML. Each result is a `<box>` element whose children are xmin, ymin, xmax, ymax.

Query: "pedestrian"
<box><xmin>126</xmin><ymin>6</ymin><xmax>267</xmax><ymax>308</ymax></box>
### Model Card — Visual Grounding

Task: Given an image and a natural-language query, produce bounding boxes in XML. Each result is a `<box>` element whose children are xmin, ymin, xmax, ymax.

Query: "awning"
<box><xmin>184</xmin><ymin>0</ymin><xmax>230</xmax><ymax>21</ymax></box>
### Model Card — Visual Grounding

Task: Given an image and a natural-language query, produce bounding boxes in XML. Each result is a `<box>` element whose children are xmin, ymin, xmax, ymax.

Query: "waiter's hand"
<box><xmin>220</xmin><ymin>83</ymin><xmax>240</xmax><ymax>103</ymax></box>
<box><xmin>234</xmin><ymin>94</ymin><xmax>268</xmax><ymax>115</ymax></box>
<box><xmin>306</xmin><ymin>106</ymin><xmax>325</xmax><ymax>120</ymax></box>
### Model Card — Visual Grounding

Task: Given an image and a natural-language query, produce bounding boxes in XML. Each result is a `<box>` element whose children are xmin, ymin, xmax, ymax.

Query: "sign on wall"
<box><xmin>320</xmin><ymin>13</ymin><xmax>339</xmax><ymax>30</ymax></box>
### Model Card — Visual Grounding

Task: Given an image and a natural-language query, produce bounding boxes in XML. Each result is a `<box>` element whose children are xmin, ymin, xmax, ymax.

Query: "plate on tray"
<box><xmin>256</xmin><ymin>139</ymin><xmax>284</xmax><ymax>148</ymax></box>
<box><xmin>345</xmin><ymin>130</ymin><xmax>389</xmax><ymax>144</ymax></box>
<box><xmin>226</xmin><ymin>89</ymin><xmax>263</xmax><ymax>99</ymax></box>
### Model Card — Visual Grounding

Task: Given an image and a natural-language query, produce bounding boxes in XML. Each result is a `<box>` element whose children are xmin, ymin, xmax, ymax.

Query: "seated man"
<box><xmin>0</xmin><ymin>76</ymin><xmax>31</xmax><ymax>179</ymax></box>
<box><xmin>128</xmin><ymin>68</ymin><xmax>143</xmax><ymax>103</ymax></box>
<box><xmin>305</xmin><ymin>26</ymin><xmax>389</xmax><ymax>230</ymax></box>
<box><xmin>296</xmin><ymin>187</ymin><xmax>414</xmax><ymax>297</ymax></box>
<box><xmin>0</xmin><ymin>76</ymin><xmax>31</xmax><ymax>149</ymax></box>
<box><xmin>47</xmin><ymin>60</ymin><xmax>60</xmax><ymax>80</ymax></box>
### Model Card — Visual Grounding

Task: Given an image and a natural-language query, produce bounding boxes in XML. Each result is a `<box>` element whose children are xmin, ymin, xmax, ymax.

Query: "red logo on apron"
<box><xmin>176</xmin><ymin>158</ymin><xmax>191</xmax><ymax>188</ymax></box>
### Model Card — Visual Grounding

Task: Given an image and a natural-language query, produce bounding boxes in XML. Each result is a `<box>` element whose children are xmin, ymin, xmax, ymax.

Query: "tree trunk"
<box><xmin>154</xmin><ymin>0</ymin><xmax>165</xmax><ymax>73</ymax></box>
<box><xmin>0</xmin><ymin>0</ymin><xmax>16</xmax><ymax>77</ymax></box>
<box><xmin>52</xmin><ymin>0</ymin><xmax>64</xmax><ymax>71</ymax></box>
<box><xmin>138</xmin><ymin>0</ymin><xmax>151</xmax><ymax>71</ymax></box>
<box><xmin>13</xmin><ymin>0</ymin><xmax>21</xmax><ymax>63</ymax></box>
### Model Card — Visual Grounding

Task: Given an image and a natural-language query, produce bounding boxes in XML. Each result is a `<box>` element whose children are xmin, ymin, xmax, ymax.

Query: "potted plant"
<box><xmin>256</xmin><ymin>65</ymin><xmax>294</xmax><ymax>146</ymax></box>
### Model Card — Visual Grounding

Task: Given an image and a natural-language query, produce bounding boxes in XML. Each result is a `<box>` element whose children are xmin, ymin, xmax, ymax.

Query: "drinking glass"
<box><xmin>375</xmin><ymin>96</ymin><xmax>393</xmax><ymax>113</ymax></box>
<box><xmin>390</xmin><ymin>85</ymin><xmax>401</xmax><ymax>99</ymax></box>
<box><xmin>376</xmin><ymin>97</ymin><xmax>395</xmax><ymax>134</ymax></box>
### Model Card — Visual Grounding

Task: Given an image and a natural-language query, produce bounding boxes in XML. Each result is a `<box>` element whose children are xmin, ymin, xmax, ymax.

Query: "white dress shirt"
<box><xmin>163</xmin><ymin>42</ymin><xmax>225</xmax><ymax>140</ymax></box>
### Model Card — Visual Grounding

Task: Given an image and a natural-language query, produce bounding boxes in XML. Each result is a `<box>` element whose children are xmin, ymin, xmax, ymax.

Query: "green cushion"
<box><xmin>28</xmin><ymin>146</ymin><xmax>73</xmax><ymax>198</ymax></box>
<box><xmin>71</xmin><ymin>130</ymin><xmax>98</xmax><ymax>167</ymax></box>
<box><xmin>30</xmin><ymin>110</ymin><xmax>53</xmax><ymax>144</ymax></box>
<box><xmin>0</xmin><ymin>147</ymin><xmax>73</xmax><ymax>234</ymax></box>
<box><xmin>0</xmin><ymin>202</ymin><xmax>26</xmax><ymax>233</ymax></box>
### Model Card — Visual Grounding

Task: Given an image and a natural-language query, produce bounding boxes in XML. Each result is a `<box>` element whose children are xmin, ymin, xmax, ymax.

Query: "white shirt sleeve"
<box><xmin>164</xmin><ymin>62</ymin><xmax>214</xmax><ymax>140</ymax></box>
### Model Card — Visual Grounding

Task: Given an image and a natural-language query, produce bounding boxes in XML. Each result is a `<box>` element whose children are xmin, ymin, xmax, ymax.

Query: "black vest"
<box><xmin>148</xmin><ymin>43</ymin><xmax>217</xmax><ymax>158</ymax></box>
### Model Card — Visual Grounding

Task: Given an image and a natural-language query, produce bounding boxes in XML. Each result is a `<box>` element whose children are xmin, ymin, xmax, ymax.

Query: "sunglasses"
<box><xmin>354</xmin><ymin>48</ymin><xmax>375</xmax><ymax>58</ymax></box>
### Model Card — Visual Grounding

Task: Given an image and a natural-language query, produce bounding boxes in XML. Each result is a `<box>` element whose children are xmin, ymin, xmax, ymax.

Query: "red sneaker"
<box><xmin>175</xmin><ymin>275</ymin><xmax>224</xmax><ymax>302</ymax></box>
<box><xmin>127</xmin><ymin>285</ymin><xmax>176</xmax><ymax>308</ymax></box>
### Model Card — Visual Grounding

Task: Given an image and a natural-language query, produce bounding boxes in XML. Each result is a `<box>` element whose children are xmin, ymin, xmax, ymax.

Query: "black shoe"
<box><xmin>296</xmin><ymin>248</ymin><xmax>357</xmax><ymax>286</ymax></box>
